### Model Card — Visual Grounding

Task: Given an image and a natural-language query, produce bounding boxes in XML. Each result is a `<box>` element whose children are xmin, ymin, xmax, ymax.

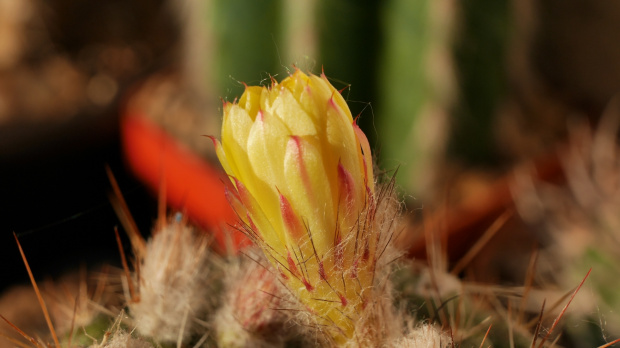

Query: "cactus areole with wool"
<box><xmin>212</xmin><ymin>70</ymin><xmax>377</xmax><ymax>343</ymax></box>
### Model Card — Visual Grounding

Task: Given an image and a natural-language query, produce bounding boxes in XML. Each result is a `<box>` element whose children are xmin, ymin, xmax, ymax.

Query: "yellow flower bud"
<box><xmin>214</xmin><ymin>70</ymin><xmax>377</xmax><ymax>343</ymax></box>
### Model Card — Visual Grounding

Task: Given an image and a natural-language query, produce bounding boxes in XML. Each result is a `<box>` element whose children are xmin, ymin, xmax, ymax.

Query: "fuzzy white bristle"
<box><xmin>90</xmin><ymin>330</ymin><xmax>154</xmax><ymax>348</ymax></box>
<box><xmin>213</xmin><ymin>250</ymin><xmax>300</xmax><ymax>347</ymax></box>
<box><xmin>341</xmin><ymin>245</ymin><xmax>406</xmax><ymax>348</ymax></box>
<box><xmin>344</xmin><ymin>181</ymin><xmax>408</xmax><ymax>347</ymax></box>
<box><xmin>45</xmin><ymin>268</ymin><xmax>117</xmax><ymax>335</ymax></box>
<box><xmin>389</xmin><ymin>324</ymin><xmax>452</xmax><ymax>348</ymax></box>
<box><xmin>87</xmin><ymin>311</ymin><xmax>154</xmax><ymax>348</ymax></box>
<box><xmin>127</xmin><ymin>218</ymin><xmax>213</xmax><ymax>343</ymax></box>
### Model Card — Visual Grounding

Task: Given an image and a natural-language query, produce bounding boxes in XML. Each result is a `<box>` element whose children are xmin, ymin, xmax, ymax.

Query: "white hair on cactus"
<box><xmin>44</xmin><ymin>267</ymin><xmax>118</xmax><ymax>336</ymax></box>
<box><xmin>127</xmin><ymin>216</ymin><xmax>213</xmax><ymax>343</ymax></box>
<box><xmin>213</xmin><ymin>249</ymin><xmax>299</xmax><ymax>348</ymax></box>
<box><xmin>342</xmin><ymin>244</ymin><xmax>406</xmax><ymax>348</ymax></box>
<box><xmin>89</xmin><ymin>312</ymin><xmax>154</xmax><ymax>348</ymax></box>
<box><xmin>389</xmin><ymin>324</ymin><xmax>452</xmax><ymax>348</ymax></box>
<box><xmin>89</xmin><ymin>329</ymin><xmax>153</xmax><ymax>348</ymax></box>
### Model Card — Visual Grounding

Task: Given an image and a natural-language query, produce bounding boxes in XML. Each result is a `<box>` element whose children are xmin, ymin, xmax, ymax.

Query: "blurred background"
<box><xmin>2</xmin><ymin>1</ymin><xmax>620</xmax><ymax>343</ymax></box>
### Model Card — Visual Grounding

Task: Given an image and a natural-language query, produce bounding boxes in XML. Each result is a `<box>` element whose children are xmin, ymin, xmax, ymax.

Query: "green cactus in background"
<box><xmin>210</xmin><ymin>0</ymin><xmax>283</xmax><ymax>99</ymax></box>
<box><xmin>448</xmin><ymin>0</ymin><xmax>511</xmax><ymax>167</ymax></box>
<box><xmin>378</xmin><ymin>0</ymin><xmax>455</xmax><ymax>197</ymax></box>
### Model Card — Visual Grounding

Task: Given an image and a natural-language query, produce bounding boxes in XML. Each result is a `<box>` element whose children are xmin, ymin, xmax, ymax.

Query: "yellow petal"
<box><xmin>283</xmin><ymin>135</ymin><xmax>336</xmax><ymax>256</ymax></box>
<box><xmin>281</xmin><ymin>69</ymin><xmax>310</xmax><ymax>98</ymax></box>
<box><xmin>296</xmin><ymin>82</ymin><xmax>320</xmax><ymax>120</ymax></box>
<box><xmin>321</xmin><ymin>73</ymin><xmax>353</xmax><ymax>122</ymax></box>
<box><xmin>269</xmin><ymin>87</ymin><xmax>318</xmax><ymax>136</ymax></box>
<box><xmin>207</xmin><ymin>136</ymin><xmax>233</xmax><ymax>178</ymax></box>
<box><xmin>221</xmin><ymin>104</ymin><xmax>253</xmax><ymax>182</ymax></box>
<box><xmin>278</xmin><ymin>191</ymin><xmax>305</xmax><ymax>243</ymax></box>
<box><xmin>353</xmin><ymin>122</ymin><xmax>375</xmax><ymax>194</ymax></box>
<box><xmin>239</xmin><ymin>85</ymin><xmax>265</xmax><ymax>120</ymax></box>
<box><xmin>231</xmin><ymin>177</ymin><xmax>286</xmax><ymax>258</ymax></box>
<box><xmin>246</xmin><ymin>110</ymin><xmax>289</xmax><ymax>230</ymax></box>
<box><xmin>308</xmin><ymin>74</ymin><xmax>333</xmax><ymax>113</ymax></box>
<box><xmin>325</xmin><ymin>97</ymin><xmax>364</xmax><ymax>203</ymax></box>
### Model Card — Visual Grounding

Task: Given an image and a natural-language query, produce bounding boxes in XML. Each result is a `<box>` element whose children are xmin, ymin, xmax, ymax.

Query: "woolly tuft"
<box><xmin>127</xmin><ymin>217</ymin><xmax>213</xmax><ymax>343</ymax></box>
<box><xmin>90</xmin><ymin>330</ymin><xmax>153</xmax><ymax>348</ymax></box>
<box><xmin>213</xmin><ymin>250</ymin><xmax>295</xmax><ymax>347</ymax></box>
<box><xmin>389</xmin><ymin>324</ymin><xmax>452</xmax><ymax>348</ymax></box>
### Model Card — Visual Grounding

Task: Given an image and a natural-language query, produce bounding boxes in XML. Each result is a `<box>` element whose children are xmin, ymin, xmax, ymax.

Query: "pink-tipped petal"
<box><xmin>302</xmin><ymin>277</ymin><xmax>314</xmax><ymax>292</ymax></box>
<box><xmin>339</xmin><ymin>292</ymin><xmax>348</xmax><ymax>307</ymax></box>
<box><xmin>284</xmin><ymin>136</ymin><xmax>335</xmax><ymax>255</ymax></box>
<box><xmin>279</xmin><ymin>193</ymin><xmax>305</xmax><ymax>242</ymax></box>
<box><xmin>337</xmin><ymin>162</ymin><xmax>356</xmax><ymax>214</ymax></box>
<box><xmin>287</xmin><ymin>250</ymin><xmax>300</xmax><ymax>278</ymax></box>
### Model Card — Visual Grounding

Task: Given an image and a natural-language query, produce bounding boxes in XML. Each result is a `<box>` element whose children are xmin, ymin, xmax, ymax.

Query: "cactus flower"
<box><xmin>213</xmin><ymin>70</ymin><xmax>377</xmax><ymax>343</ymax></box>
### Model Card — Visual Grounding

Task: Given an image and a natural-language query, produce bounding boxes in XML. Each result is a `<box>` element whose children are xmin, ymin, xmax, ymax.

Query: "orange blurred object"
<box><xmin>120</xmin><ymin>113</ymin><xmax>248</xmax><ymax>253</ymax></box>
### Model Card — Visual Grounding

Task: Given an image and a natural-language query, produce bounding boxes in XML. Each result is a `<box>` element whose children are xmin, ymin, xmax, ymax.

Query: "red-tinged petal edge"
<box><xmin>232</xmin><ymin>177</ymin><xmax>252</xmax><ymax>207</ymax></box>
<box><xmin>204</xmin><ymin>135</ymin><xmax>218</xmax><ymax>148</ymax></box>
<box><xmin>337</xmin><ymin>161</ymin><xmax>355</xmax><ymax>214</ymax></box>
<box><xmin>279</xmin><ymin>192</ymin><xmax>304</xmax><ymax>242</ymax></box>
<box><xmin>246</xmin><ymin>212</ymin><xmax>259</xmax><ymax>236</ymax></box>
<box><xmin>353</xmin><ymin>122</ymin><xmax>374</xmax><ymax>193</ymax></box>
<box><xmin>302</xmin><ymin>277</ymin><xmax>314</xmax><ymax>292</ymax></box>
<box><xmin>339</xmin><ymin>292</ymin><xmax>348</xmax><ymax>307</ymax></box>
<box><xmin>288</xmin><ymin>136</ymin><xmax>315</xmax><ymax>200</ymax></box>
<box><xmin>287</xmin><ymin>250</ymin><xmax>300</xmax><ymax>278</ymax></box>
